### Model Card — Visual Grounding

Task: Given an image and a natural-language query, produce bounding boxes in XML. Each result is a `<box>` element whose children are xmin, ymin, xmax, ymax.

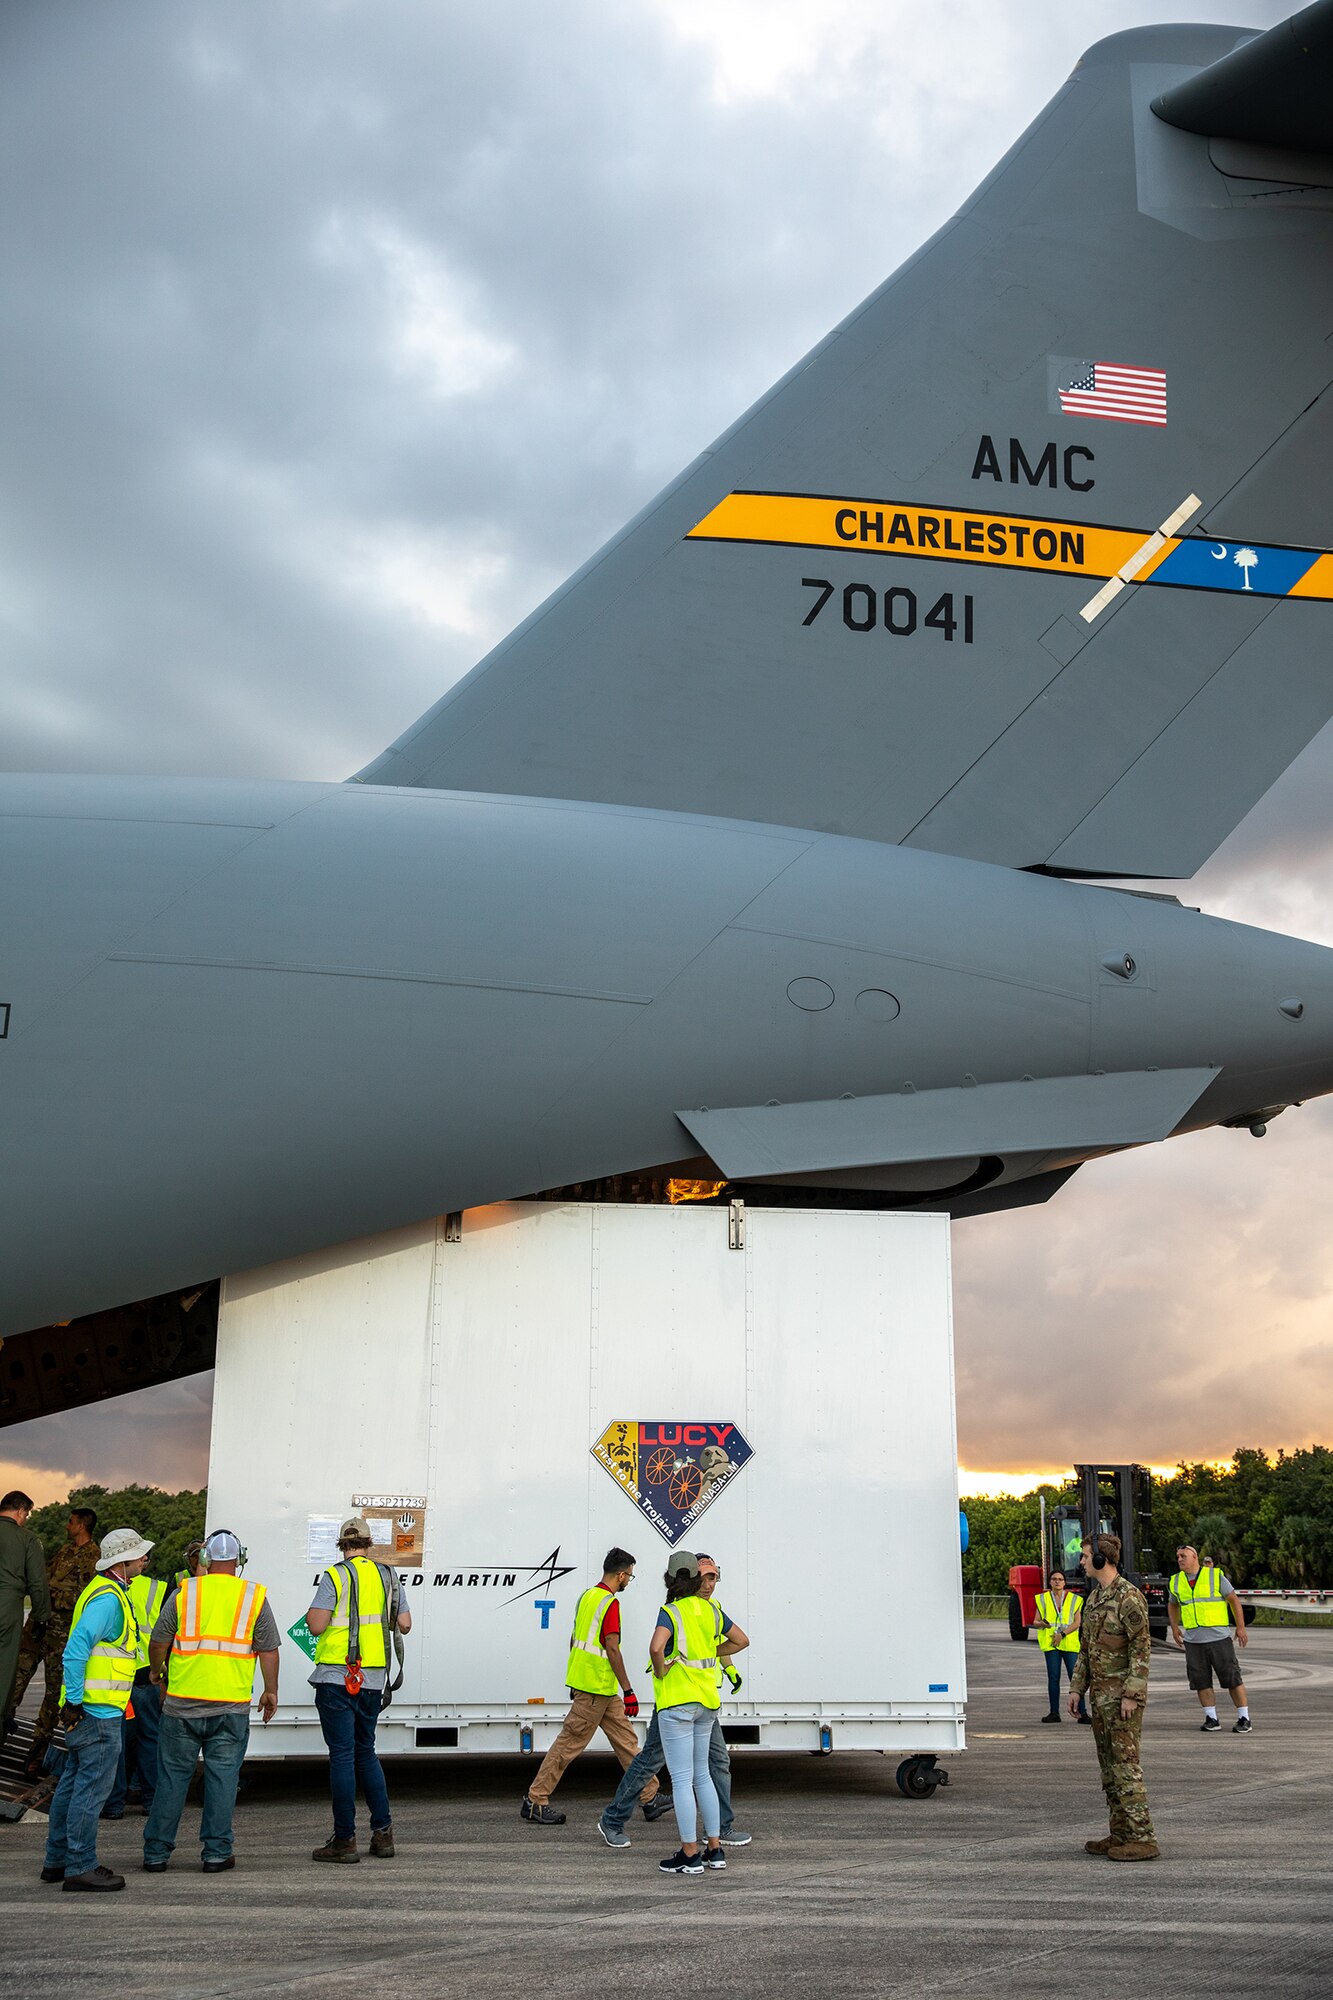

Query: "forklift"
<box><xmin>1008</xmin><ymin>1464</ymin><xmax>1170</xmax><ymax>1644</ymax></box>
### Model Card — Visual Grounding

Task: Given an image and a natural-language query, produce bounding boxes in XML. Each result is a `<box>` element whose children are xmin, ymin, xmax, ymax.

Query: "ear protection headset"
<box><xmin>1091</xmin><ymin>1536</ymin><xmax>1109</xmax><ymax>1571</ymax></box>
<box><xmin>199</xmin><ymin>1529</ymin><xmax>249</xmax><ymax>1574</ymax></box>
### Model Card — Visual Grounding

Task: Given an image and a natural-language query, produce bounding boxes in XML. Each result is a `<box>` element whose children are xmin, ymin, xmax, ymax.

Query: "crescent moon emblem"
<box><xmin>1211</xmin><ymin>543</ymin><xmax>1228</xmax><ymax>559</ymax></box>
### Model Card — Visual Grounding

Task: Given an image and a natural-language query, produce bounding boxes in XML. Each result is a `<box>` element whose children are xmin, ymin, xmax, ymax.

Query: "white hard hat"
<box><xmin>95</xmin><ymin>1527</ymin><xmax>155</xmax><ymax>1572</ymax></box>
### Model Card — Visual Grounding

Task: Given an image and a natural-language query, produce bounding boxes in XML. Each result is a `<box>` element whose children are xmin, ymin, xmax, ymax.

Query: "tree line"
<box><xmin>30</xmin><ymin>1484</ymin><xmax>207</xmax><ymax>1585</ymax></box>
<box><xmin>961</xmin><ymin>1447</ymin><xmax>1333</xmax><ymax>1594</ymax></box>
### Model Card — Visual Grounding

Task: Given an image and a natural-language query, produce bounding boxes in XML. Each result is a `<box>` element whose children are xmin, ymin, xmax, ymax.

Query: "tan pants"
<box><xmin>527</xmin><ymin>1690</ymin><xmax>660</xmax><ymax>1805</ymax></box>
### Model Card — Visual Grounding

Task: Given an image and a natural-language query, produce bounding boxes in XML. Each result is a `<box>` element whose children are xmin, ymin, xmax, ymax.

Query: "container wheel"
<box><xmin>1008</xmin><ymin>1590</ymin><xmax>1029</xmax><ymax>1641</ymax></box>
<box><xmin>895</xmin><ymin>1756</ymin><xmax>941</xmax><ymax>1799</ymax></box>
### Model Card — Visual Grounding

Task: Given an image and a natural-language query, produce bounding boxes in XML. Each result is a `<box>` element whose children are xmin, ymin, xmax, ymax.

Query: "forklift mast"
<box><xmin>1075</xmin><ymin>1464</ymin><xmax>1160</xmax><ymax>1581</ymax></box>
<box><xmin>1010</xmin><ymin>1462</ymin><xmax>1169</xmax><ymax>1643</ymax></box>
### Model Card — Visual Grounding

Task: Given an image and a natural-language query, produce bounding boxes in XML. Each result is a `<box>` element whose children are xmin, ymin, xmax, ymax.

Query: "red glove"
<box><xmin>622</xmin><ymin>1688</ymin><xmax>639</xmax><ymax>1718</ymax></box>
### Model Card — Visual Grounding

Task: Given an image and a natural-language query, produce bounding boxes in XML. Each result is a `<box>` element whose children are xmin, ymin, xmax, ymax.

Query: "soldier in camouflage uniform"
<box><xmin>10</xmin><ymin>1508</ymin><xmax>100</xmax><ymax>1775</ymax></box>
<box><xmin>1068</xmin><ymin>1532</ymin><xmax>1158</xmax><ymax>1861</ymax></box>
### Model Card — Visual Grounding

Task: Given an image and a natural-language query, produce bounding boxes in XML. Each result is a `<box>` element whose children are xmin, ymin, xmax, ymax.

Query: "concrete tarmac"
<box><xmin>3</xmin><ymin>1619</ymin><xmax>1331</xmax><ymax>1997</ymax></box>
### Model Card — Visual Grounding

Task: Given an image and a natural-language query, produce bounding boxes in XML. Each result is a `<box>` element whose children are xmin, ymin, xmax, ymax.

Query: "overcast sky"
<box><xmin>4</xmin><ymin>0</ymin><xmax>1323</xmax><ymax>1506</ymax></box>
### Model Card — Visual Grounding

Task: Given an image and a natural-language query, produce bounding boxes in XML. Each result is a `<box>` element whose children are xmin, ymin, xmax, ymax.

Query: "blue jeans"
<box><xmin>1045</xmin><ymin>1647</ymin><xmax>1085</xmax><ymax>1714</ymax></box>
<box><xmin>314</xmin><ymin>1683</ymin><xmax>392</xmax><ymax>1840</ymax></box>
<box><xmin>658</xmin><ymin>1702</ymin><xmax>720</xmax><ymax>1847</ymax></box>
<box><xmin>44</xmin><ymin>1709</ymin><xmax>123</xmax><ymax>1876</ymax></box>
<box><xmin>602</xmin><ymin>1709</ymin><xmax>734</xmax><ymax>1835</ymax></box>
<box><xmin>125</xmin><ymin>1677</ymin><xmax>162</xmax><ymax>1809</ymax></box>
<box><xmin>144</xmin><ymin>1706</ymin><xmax>250</xmax><ymax>1864</ymax></box>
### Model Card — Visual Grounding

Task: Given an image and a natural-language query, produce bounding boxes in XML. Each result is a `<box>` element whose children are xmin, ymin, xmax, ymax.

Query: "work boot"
<box><xmin>1107</xmin><ymin>1839</ymin><xmax>1160</xmax><ymax>1861</ymax></box>
<box><xmin>520</xmin><ymin>1796</ymin><xmax>565</xmax><ymax>1825</ymax></box>
<box><xmin>62</xmin><ymin>1866</ymin><xmax>126</xmax><ymax>1892</ymax></box>
<box><xmin>39</xmin><ymin>1865</ymin><xmax>65</xmax><ymax>1882</ymax></box>
<box><xmin>312</xmin><ymin>1835</ymin><xmax>360</xmax><ymax>1863</ymax></box>
<box><xmin>369</xmin><ymin>1826</ymin><xmax>395</xmax><ymax>1858</ymax></box>
<box><xmin>1083</xmin><ymin>1836</ymin><xmax>1114</xmax><ymax>1855</ymax></box>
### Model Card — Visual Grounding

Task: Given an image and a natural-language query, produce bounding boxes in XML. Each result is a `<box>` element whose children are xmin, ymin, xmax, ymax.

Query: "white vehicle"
<box><xmin>208</xmin><ymin>1200</ymin><xmax>966</xmax><ymax>1797</ymax></box>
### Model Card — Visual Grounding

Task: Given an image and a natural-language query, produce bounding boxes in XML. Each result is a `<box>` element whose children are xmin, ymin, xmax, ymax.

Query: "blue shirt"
<box><xmin>63</xmin><ymin>1582</ymin><xmax>134</xmax><ymax>1713</ymax></box>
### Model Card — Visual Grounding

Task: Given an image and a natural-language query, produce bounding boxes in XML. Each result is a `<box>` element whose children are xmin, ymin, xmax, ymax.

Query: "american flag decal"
<box><xmin>1058</xmin><ymin>361</ymin><xmax>1167</xmax><ymax>427</ymax></box>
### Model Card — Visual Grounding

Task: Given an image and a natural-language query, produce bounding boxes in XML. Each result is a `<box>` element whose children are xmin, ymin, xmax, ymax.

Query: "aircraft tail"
<box><xmin>357</xmin><ymin>8</ymin><xmax>1333</xmax><ymax>880</ymax></box>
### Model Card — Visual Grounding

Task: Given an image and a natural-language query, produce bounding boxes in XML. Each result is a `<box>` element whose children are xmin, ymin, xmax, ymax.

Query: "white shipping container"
<box><xmin>207</xmin><ymin>1201</ymin><xmax>966</xmax><ymax>1789</ymax></box>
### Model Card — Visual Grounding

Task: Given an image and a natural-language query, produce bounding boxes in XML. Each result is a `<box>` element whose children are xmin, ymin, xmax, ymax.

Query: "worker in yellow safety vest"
<box><xmin>1169</xmin><ymin>1544</ymin><xmax>1251</xmax><ymax>1733</ymax></box>
<box><xmin>521</xmin><ymin>1546</ymin><xmax>660</xmax><ymax>1826</ymax></box>
<box><xmin>1034</xmin><ymin>1569</ymin><xmax>1087</xmax><ymax>1725</ymax></box>
<box><xmin>305</xmin><ymin>1515</ymin><xmax>412</xmax><ymax>1863</ymax></box>
<box><xmin>121</xmin><ymin>1570</ymin><xmax>169</xmax><ymax>1813</ymax></box>
<box><xmin>143</xmin><ymin>1529</ymin><xmax>281</xmax><ymax>1873</ymax></box>
<box><xmin>650</xmin><ymin>1548</ymin><xmax>726</xmax><ymax>1874</ymax></box>
<box><xmin>41</xmin><ymin>1525</ymin><xmax>154</xmax><ymax>1893</ymax></box>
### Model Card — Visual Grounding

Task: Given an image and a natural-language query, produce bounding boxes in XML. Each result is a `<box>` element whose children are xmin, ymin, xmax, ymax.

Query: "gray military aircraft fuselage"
<box><xmin>3</xmin><ymin>769</ymin><xmax>1331</xmax><ymax>1334</ymax></box>
<box><xmin>6</xmin><ymin>10</ymin><xmax>1333</xmax><ymax>1336</ymax></box>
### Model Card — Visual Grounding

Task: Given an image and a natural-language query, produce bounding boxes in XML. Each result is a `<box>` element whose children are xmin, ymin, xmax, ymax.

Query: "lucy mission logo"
<box><xmin>592</xmin><ymin>1421</ymin><xmax>754</xmax><ymax>1546</ymax></box>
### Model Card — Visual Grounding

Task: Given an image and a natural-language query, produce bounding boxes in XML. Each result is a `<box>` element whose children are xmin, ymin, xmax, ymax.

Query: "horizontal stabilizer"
<box><xmin>677</xmin><ymin>1069</ymin><xmax>1219</xmax><ymax>1182</ymax></box>
<box><xmin>1153</xmin><ymin>2</ymin><xmax>1333</xmax><ymax>153</ymax></box>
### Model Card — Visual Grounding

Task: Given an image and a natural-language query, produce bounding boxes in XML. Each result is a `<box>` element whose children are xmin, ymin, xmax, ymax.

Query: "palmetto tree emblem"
<box><xmin>1234</xmin><ymin>547</ymin><xmax>1258</xmax><ymax>590</ymax></box>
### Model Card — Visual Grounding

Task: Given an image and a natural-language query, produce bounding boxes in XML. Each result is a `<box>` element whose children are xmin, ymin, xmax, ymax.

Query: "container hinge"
<box><xmin>728</xmin><ymin>1198</ymin><xmax>745</xmax><ymax>1251</ymax></box>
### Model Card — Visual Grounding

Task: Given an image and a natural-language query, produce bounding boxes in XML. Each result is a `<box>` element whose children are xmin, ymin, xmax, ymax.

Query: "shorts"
<box><xmin>1185</xmin><ymin>1636</ymin><xmax>1242</xmax><ymax>1691</ymax></box>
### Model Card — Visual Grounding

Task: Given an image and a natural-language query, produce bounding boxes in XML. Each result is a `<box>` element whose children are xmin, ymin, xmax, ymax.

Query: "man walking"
<box><xmin>41</xmin><ymin>1525</ymin><xmax>153</xmax><ymax>1892</ymax></box>
<box><xmin>1</xmin><ymin>1490</ymin><xmax>50</xmax><ymax>1741</ymax></box>
<box><xmin>522</xmin><ymin>1547</ymin><xmax>658</xmax><ymax>1826</ymax></box>
<box><xmin>1068</xmin><ymin>1533</ymin><xmax>1157</xmax><ymax>1861</ymax></box>
<box><xmin>597</xmin><ymin>1549</ymin><xmax>750</xmax><ymax>1849</ymax></box>
<box><xmin>1168</xmin><ymin>1544</ymin><xmax>1252</xmax><ymax>1733</ymax></box>
<box><xmin>143</xmin><ymin>1529</ymin><xmax>280</xmax><ymax>1874</ymax></box>
<box><xmin>305</xmin><ymin>1515</ymin><xmax>412</xmax><ymax>1862</ymax></box>
<box><xmin>11</xmin><ymin>1507</ymin><xmax>100</xmax><ymax>1778</ymax></box>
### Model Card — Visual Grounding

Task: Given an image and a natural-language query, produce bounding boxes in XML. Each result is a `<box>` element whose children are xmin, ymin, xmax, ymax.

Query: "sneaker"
<box><xmin>520</xmin><ymin>1797</ymin><xmax>566</xmax><ymax>1826</ymax></box>
<box><xmin>62</xmin><ymin>1866</ymin><xmax>126</xmax><ymax>1892</ymax></box>
<box><xmin>720</xmin><ymin>1829</ymin><xmax>752</xmax><ymax>1847</ymax></box>
<box><xmin>642</xmin><ymin>1793</ymin><xmax>675</xmax><ymax>1822</ymax></box>
<box><xmin>1200</xmin><ymin>1716</ymin><xmax>1221</xmax><ymax>1732</ymax></box>
<box><xmin>369</xmin><ymin>1826</ymin><xmax>395</xmax><ymax>1858</ymax></box>
<box><xmin>1040</xmin><ymin>1712</ymin><xmax>1061</xmax><ymax>1724</ymax></box>
<box><xmin>201</xmin><ymin>1856</ymin><xmax>235</xmax><ymax>1873</ymax></box>
<box><xmin>312</xmin><ymin>1836</ymin><xmax>360</xmax><ymax>1863</ymax></box>
<box><xmin>597</xmin><ymin>1819</ymin><xmax>631</xmax><ymax>1849</ymax></box>
<box><xmin>142</xmin><ymin>1860</ymin><xmax>168</xmax><ymax>1873</ymax></box>
<box><xmin>1233</xmin><ymin>1716</ymin><xmax>1252</xmax><ymax>1733</ymax></box>
<box><xmin>99</xmin><ymin>1806</ymin><xmax>125</xmax><ymax>1821</ymax></box>
<box><xmin>659</xmin><ymin>1847</ymin><xmax>705</xmax><ymax>1875</ymax></box>
<box><xmin>701</xmin><ymin>1845</ymin><xmax>726</xmax><ymax>1870</ymax></box>
<box><xmin>1077</xmin><ymin>1714</ymin><xmax>1092</xmax><ymax>1725</ymax></box>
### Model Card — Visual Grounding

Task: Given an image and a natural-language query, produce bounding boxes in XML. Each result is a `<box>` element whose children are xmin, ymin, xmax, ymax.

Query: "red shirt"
<box><xmin>600</xmin><ymin>1598</ymin><xmax>621</xmax><ymax>1640</ymax></box>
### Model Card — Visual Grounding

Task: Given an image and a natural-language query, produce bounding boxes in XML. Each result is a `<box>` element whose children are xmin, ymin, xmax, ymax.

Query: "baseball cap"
<box><xmin>203</xmin><ymin>1529</ymin><xmax>243</xmax><ymax>1563</ymax></box>
<box><xmin>666</xmin><ymin>1549</ymin><xmax>700</xmax><ymax>1581</ymax></box>
<box><xmin>95</xmin><ymin>1527</ymin><xmax>155</xmax><ymax>1572</ymax></box>
<box><xmin>338</xmin><ymin>1516</ymin><xmax>372</xmax><ymax>1544</ymax></box>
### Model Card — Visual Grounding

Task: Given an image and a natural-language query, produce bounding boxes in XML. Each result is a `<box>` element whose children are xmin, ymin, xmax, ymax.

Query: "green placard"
<box><xmin>287</xmin><ymin>1616</ymin><xmax>318</xmax><ymax>1661</ymax></box>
